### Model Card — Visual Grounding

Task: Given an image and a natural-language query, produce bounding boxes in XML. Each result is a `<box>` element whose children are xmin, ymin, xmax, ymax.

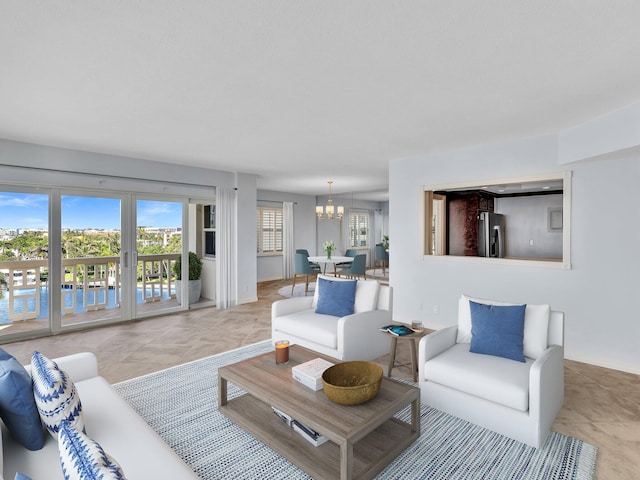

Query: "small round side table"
<box><xmin>383</xmin><ymin>325</ymin><xmax>430</xmax><ymax>382</ymax></box>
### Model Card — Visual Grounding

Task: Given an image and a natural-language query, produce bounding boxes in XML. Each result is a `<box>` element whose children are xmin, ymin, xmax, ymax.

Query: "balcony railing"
<box><xmin>0</xmin><ymin>254</ymin><xmax>180</xmax><ymax>323</ymax></box>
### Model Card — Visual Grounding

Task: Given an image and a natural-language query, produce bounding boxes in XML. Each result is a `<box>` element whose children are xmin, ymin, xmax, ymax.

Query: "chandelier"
<box><xmin>316</xmin><ymin>180</ymin><xmax>344</xmax><ymax>220</ymax></box>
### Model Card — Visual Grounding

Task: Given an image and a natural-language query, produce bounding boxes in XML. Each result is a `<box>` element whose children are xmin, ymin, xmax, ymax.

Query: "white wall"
<box><xmin>235</xmin><ymin>173</ymin><xmax>258</xmax><ymax>304</ymax></box>
<box><xmin>496</xmin><ymin>194</ymin><xmax>563</xmax><ymax>259</ymax></box>
<box><xmin>257</xmin><ymin>190</ymin><xmax>317</xmax><ymax>282</ymax></box>
<box><xmin>381</xmin><ymin>201</ymin><xmax>390</xmax><ymax>236</ymax></box>
<box><xmin>0</xmin><ymin>139</ymin><xmax>236</xmax><ymax>193</ymax></box>
<box><xmin>316</xmin><ymin>215</ymin><xmax>343</xmax><ymax>255</ymax></box>
<box><xmin>390</xmin><ymin>134</ymin><xmax>640</xmax><ymax>374</ymax></box>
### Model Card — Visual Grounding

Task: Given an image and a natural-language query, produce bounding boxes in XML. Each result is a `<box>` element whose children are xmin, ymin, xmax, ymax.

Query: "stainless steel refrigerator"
<box><xmin>478</xmin><ymin>212</ymin><xmax>506</xmax><ymax>258</ymax></box>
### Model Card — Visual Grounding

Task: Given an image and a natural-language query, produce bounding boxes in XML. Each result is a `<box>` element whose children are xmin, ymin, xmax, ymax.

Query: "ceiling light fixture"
<box><xmin>316</xmin><ymin>180</ymin><xmax>344</xmax><ymax>220</ymax></box>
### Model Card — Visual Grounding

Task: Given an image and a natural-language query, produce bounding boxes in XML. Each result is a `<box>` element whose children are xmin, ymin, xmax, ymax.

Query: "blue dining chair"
<box><xmin>291</xmin><ymin>252</ymin><xmax>319</xmax><ymax>295</ymax></box>
<box><xmin>337</xmin><ymin>254</ymin><xmax>367</xmax><ymax>279</ymax></box>
<box><xmin>337</xmin><ymin>248</ymin><xmax>359</xmax><ymax>267</ymax></box>
<box><xmin>296</xmin><ymin>248</ymin><xmax>321</xmax><ymax>271</ymax></box>
<box><xmin>374</xmin><ymin>244</ymin><xmax>389</xmax><ymax>276</ymax></box>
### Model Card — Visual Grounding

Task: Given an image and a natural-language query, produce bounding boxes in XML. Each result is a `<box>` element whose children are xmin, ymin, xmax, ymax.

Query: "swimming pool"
<box><xmin>0</xmin><ymin>286</ymin><xmax>174</xmax><ymax>323</ymax></box>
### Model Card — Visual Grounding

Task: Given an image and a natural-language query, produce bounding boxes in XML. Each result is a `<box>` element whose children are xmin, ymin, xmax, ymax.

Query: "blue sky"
<box><xmin>0</xmin><ymin>193</ymin><xmax>182</xmax><ymax>230</ymax></box>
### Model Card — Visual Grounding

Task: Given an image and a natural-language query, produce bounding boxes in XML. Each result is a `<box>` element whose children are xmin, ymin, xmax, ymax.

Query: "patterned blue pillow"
<box><xmin>31</xmin><ymin>351</ymin><xmax>84</xmax><ymax>437</ymax></box>
<box><xmin>58</xmin><ymin>420</ymin><xmax>127</xmax><ymax>480</ymax></box>
<box><xmin>0</xmin><ymin>349</ymin><xmax>45</xmax><ymax>450</ymax></box>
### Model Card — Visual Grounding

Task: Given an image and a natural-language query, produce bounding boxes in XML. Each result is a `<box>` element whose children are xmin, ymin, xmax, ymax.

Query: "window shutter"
<box><xmin>257</xmin><ymin>207</ymin><xmax>284</xmax><ymax>255</ymax></box>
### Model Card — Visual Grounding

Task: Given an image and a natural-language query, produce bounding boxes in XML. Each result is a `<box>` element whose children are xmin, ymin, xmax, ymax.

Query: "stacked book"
<box><xmin>291</xmin><ymin>420</ymin><xmax>329</xmax><ymax>447</ymax></box>
<box><xmin>270</xmin><ymin>358</ymin><xmax>336</xmax><ymax>446</ymax></box>
<box><xmin>379</xmin><ymin>324</ymin><xmax>416</xmax><ymax>336</ymax></box>
<box><xmin>271</xmin><ymin>407</ymin><xmax>328</xmax><ymax>447</ymax></box>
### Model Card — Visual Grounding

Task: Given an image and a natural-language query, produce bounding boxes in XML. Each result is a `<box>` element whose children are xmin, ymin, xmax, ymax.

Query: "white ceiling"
<box><xmin>2</xmin><ymin>2</ymin><xmax>640</xmax><ymax>199</ymax></box>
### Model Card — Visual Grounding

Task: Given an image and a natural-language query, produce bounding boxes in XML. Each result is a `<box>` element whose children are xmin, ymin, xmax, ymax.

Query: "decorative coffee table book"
<box><xmin>292</xmin><ymin>357</ymin><xmax>334</xmax><ymax>391</ymax></box>
<box><xmin>379</xmin><ymin>324</ymin><xmax>415</xmax><ymax>336</ymax></box>
<box><xmin>218</xmin><ymin>345</ymin><xmax>420</xmax><ymax>480</ymax></box>
<box><xmin>272</xmin><ymin>406</ymin><xmax>292</xmax><ymax>426</ymax></box>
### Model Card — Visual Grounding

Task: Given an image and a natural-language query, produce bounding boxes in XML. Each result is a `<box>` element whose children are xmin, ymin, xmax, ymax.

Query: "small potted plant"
<box><xmin>173</xmin><ymin>251</ymin><xmax>203</xmax><ymax>305</ymax></box>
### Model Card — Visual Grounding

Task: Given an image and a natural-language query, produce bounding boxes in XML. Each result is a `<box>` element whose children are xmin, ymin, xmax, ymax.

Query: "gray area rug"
<box><xmin>277</xmin><ymin>282</ymin><xmax>315</xmax><ymax>298</ymax></box>
<box><xmin>366</xmin><ymin>268</ymin><xmax>389</xmax><ymax>280</ymax></box>
<box><xmin>113</xmin><ymin>341</ymin><xmax>597</xmax><ymax>480</ymax></box>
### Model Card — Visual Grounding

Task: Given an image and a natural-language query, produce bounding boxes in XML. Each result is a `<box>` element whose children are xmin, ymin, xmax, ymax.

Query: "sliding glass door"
<box><xmin>60</xmin><ymin>195</ymin><xmax>186</xmax><ymax>323</ymax></box>
<box><xmin>134</xmin><ymin>198</ymin><xmax>183</xmax><ymax>317</ymax></box>
<box><xmin>60</xmin><ymin>194</ymin><xmax>124</xmax><ymax>326</ymax></box>
<box><xmin>0</xmin><ymin>187</ymin><xmax>191</xmax><ymax>343</ymax></box>
<box><xmin>0</xmin><ymin>189</ymin><xmax>50</xmax><ymax>339</ymax></box>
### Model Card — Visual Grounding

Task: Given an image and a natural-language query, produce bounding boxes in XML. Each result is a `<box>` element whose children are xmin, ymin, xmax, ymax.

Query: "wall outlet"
<box><xmin>529</xmin><ymin>239</ymin><xmax>534</xmax><ymax>246</ymax></box>
<box><xmin>433</xmin><ymin>304</ymin><xmax>439</xmax><ymax>314</ymax></box>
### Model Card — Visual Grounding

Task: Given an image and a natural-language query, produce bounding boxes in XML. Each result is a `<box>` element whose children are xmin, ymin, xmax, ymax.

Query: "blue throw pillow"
<box><xmin>58</xmin><ymin>420</ymin><xmax>127</xmax><ymax>480</ymax></box>
<box><xmin>14</xmin><ymin>473</ymin><xmax>33</xmax><ymax>480</ymax></box>
<box><xmin>0</xmin><ymin>349</ymin><xmax>45</xmax><ymax>451</ymax></box>
<box><xmin>469</xmin><ymin>301</ymin><xmax>527</xmax><ymax>362</ymax></box>
<box><xmin>315</xmin><ymin>278</ymin><xmax>357</xmax><ymax>317</ymax></box>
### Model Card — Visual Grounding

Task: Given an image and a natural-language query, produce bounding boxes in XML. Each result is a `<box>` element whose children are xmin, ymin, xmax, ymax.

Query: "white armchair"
<box><xmin>418</xmin><ymin>295</ymin><xmax>564</xmax><ymax>448</ymax></box>
<box><xmin>272</xmin><ymin>275</ymin><xmax>393</xmax><ymax>361</ymax></box>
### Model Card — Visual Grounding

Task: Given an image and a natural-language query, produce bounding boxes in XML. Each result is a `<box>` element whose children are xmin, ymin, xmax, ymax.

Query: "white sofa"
<box><xmin>272</xmin><ymin>275</ymin><xmax>392</xmax><ymax>361</ymax></box>
<box><xmin>1</xmin><ymin>352</ymin><xmax>198</xmax><ymax>480</ymax></box>
<box><xmin>418</xmin><ymin>295</ymin><xmax>565</xmax><ymax>448</ymax></box>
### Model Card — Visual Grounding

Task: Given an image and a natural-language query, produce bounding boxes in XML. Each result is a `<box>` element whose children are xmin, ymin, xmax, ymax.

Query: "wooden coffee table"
<box><xmin>218</xmin><ymin>345</ymin><xmax>420</xmax><ymax>480</ymax></box>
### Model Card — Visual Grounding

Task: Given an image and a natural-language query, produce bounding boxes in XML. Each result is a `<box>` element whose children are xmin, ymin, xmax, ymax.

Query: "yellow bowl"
<box><xmin>322</xmin><ymin>361</ymin><xmax>383</xmax><ymax>406</ymax></box>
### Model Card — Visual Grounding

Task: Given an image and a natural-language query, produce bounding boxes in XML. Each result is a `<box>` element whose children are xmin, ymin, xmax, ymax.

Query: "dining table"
<box><xmin>307</xmin><ymin>255</ymin><xmax>353</xmax><ymax>276</ymax></box>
